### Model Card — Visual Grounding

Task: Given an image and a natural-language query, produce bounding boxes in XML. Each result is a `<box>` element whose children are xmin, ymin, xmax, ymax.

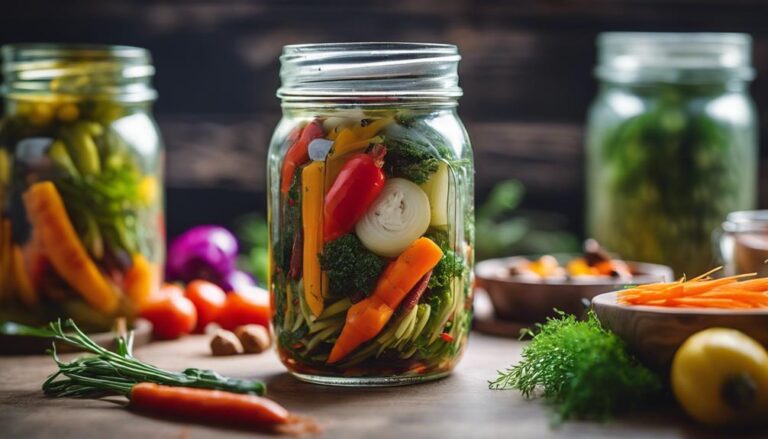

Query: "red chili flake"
<box><xmin>440</xmin><ymin>333</ymin><xmax>454</xmax><ymax>343</ymax></box>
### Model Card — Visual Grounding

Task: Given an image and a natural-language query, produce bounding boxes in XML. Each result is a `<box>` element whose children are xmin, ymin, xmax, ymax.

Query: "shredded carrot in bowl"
<box><xmin>618</xmin><ymin>267</ymin><xmax>768</xmax><ymax>309</ymax></box>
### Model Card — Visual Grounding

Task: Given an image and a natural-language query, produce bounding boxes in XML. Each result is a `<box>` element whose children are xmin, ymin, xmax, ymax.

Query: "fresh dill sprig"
<box><xmin>489</xmin><ymin>311</ymin><xmax>661</xmax><ymax>423</ymax></box>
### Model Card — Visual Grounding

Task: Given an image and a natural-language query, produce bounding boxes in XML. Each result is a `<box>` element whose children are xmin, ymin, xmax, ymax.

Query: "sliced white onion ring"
<box><xmin>355</xmin><ymin>178</ymin><xmax>431</xmax><ymax>257</ymax></box>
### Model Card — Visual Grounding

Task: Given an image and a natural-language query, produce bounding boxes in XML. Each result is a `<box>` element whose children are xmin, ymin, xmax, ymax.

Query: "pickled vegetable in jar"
<box><xmin>0</xmin><ymin>44</ymin><xmax>164</xmax><ymax>331</ymax></box>
<box><xmin>268</xmin><ymin>43</ymin><xmax>474</xmax><ymax>385</ymax></box>
<box><xmin>586</xmin><ymin>33</ymin><xmax>758</xmax><ymax>276</ymax></box>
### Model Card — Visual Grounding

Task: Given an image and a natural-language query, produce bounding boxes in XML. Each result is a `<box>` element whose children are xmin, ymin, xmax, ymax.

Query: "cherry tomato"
<box><xmin>184</xmin><ymin>280</ymin><xmax>226</xmax><ymax>333</ymax></box>
<box><xmin>141</xmin><ymin>284</ymin><xmax>197</xmax><ymax>339</ymax></box>
<box><xmin>217</xmin><ymin>287</ymin><xmax>271</xmax><ymax>330</ymax></box>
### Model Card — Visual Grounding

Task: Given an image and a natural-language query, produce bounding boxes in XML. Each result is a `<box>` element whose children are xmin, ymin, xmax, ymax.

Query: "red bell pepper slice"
<box><xmin>280</xmin><ymin>120</ymin><xmax>324</xmax><ymax>193</ymax></box>
<box><xmin>323</xmin><ymin>145</ymin><xmax>386</xmax><ymax>243</ymax></box>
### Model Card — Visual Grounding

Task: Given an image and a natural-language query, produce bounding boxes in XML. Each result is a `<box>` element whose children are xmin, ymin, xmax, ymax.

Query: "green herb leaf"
<box><xmin>489</xmin><ymin>311</ymin><xmax>661</xmax><ymax>423</ymax></box>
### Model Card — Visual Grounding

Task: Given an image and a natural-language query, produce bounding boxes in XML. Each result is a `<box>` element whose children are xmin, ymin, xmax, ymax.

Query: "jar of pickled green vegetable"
<box><xmin>268</xmin><ymin>43</ymin><xmax>474</xmax><ymax>385</ymax></box>
<box><xmin>0</xmin><ymin>44</ymin><xmax>165</xmax><ymax>331</ymax></box>
<box><xmin>586</xmin><ymin>33</ymin><xmax>758</xmax><ymax>276</ymax></box>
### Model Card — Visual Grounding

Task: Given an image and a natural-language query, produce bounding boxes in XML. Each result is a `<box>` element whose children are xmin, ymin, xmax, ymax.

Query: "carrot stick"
<box><xmin>712</xmin><ymin>278</ymin><xmax>768</xmax><ymax>292</ymax></box>
<box><xmin>328</xmin><ymin>237</ymin><xmax>443</xmax><ymax>363</ymax></box>
<box><xmin>667</xmin><ymin>297</ymin><xmax>751</xmax><ymax>309</ymax></box>
<box><xmin>124</xmin><ymin>253</ymin><xmax>157</xmax><ymax>310</ymax></box>
<box><xmin>129</xmin><ymin>383</ymin><xmax>289</xmax><ymax>428</ymax></box>
<box><xmin>22</xmin><ymin>181</ymin><xmax>119</xmax><ymax>314</ymax></box>
<box><xmin>11</xmin><ymin>245</ymin><xmax>37</xmax><ymax>308</ymax></box>
<box><xmin>699</xmin><ymin>291</ymin><xmax>768</xmax><ymax>305</ymax></box>
<box><xmin>687</xmin><ymin>266</ymin><xmax>724</xmax><ymax>282</ymax></box>
<box><xmin>618</xmin><ymin>268</ymin><xmax>768</xmax><ymax>310</ymax></box>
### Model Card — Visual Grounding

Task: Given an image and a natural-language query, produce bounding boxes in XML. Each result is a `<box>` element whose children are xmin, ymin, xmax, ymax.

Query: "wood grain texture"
<box><xmin>0</xmin><ymin>332</ymin><xmax>756</xmax><ymax>439</ymax></box>
<box><xmin>593</xmin><ymin>292</ymin><xmax>768</xmax><ymax>372</ymax></box>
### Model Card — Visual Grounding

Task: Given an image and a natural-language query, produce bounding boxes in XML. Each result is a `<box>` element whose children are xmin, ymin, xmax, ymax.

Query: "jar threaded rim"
<box><xmin>277</xmin><ymin>42</ymin><xmax>462</xmax><ymax>102</ymax></box>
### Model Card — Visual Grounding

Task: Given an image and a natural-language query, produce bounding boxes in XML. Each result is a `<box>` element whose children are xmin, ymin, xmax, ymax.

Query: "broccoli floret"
<box><xmin>423</xmin><ymin>228</ymin><xmax>467</xmax><ymax>290</ymax></box>
<box><xmin>320</xmin><ymin>234</ymin><xmax>386</xmax><ymax>299</ymax></box>
<box><xmin>382</xmin><ymin>123</ymin><xmax>442</xmax><ymax>184</ymax></box>
<box><xmin>428</xmin><ymin>249</ymin><xmax>466</xmax><ymax>290</ymax></box>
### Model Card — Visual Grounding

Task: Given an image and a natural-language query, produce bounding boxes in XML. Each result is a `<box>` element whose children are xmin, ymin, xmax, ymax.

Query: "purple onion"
<box><xmin>215</xmin><ymin>269</ymin><xmax>257</xmax><ymax>292</ymax></box>
<box><xmin>166</xmin><ymin>226</ymin><xmax>239</xmax><ymax>282</ymax></box>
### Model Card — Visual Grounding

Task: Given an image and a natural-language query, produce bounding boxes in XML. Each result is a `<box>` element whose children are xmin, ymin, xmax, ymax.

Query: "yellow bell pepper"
<box><xmin>351</xmin><ymin>116</ymin><xmax>394</xmax><ymax>139</ymax></box>
<box><xmin>301</xmin><ymin>161</ymin><xmax>325</xmax><ymax>317</ymax></box>
<box><xmin>671</xmin><ymin>328</ymin><xmax>768</xmax><ymax>425</ymax></box>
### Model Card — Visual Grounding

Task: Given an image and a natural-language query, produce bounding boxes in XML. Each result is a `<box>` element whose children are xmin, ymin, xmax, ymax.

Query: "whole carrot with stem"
<box><xmin>132</xmin><ymin>384</ymin><xmax>290</xmax><ymax>428</ymax></box>
<box><xmin>7</xmin><ymin>320</ymin><xmax>307</xmax><ymax>432</ymax></box>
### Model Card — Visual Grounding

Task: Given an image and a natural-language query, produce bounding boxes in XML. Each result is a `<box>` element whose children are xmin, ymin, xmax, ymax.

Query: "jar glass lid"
<box><xmin>2</xmin><ymin>43</ymin><xmax>156</xmax><ymax>102</ymax></box>
<box><xmin>723</xmin><ymin>210</ymin><xmax>768</xmax><ymax>233</ymax></box>
<box><xmin>595</xmin><ymin>32</ymin><xmax>754</xmax><ymax>84</ymax></box>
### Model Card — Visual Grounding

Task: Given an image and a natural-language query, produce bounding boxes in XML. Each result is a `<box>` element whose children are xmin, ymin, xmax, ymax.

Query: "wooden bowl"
<box><xmin>592</xmin><ymin>291</ymin><xmax>768</xmax><ymax>371</ymax></box>
<box><xmin>475</xmin><ymin>257</ymin><xmax>674</xmax><ymax>324</ymax></box>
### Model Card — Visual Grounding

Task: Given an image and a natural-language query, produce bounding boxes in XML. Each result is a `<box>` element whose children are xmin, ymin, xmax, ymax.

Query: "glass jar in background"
<box><xmin>0</xmin><ymin>44</ymin><xmax>164</xmax><ymax>331</ymax></box>
<box><xmin>718</xmin><ymin>211</ymin><xmax>768</xmax><ymax>277</ymax></box>
<box><xmin>268</xmin><ymin>43</ymin><xmax>474</xmax><ymax>385</ymax></box>
<box><xmin>586</xmin><ymin>33</ymin><xmax>758</xmax><ymax>276</ymax></box>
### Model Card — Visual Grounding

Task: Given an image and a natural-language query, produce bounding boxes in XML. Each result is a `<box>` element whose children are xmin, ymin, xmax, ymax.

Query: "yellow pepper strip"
<box><xmin>301</xmin><ymin>162</ymin><xmax>326</xmax><ymax>317</ymax></box>
<box><xmin>330</xmin><ymin>128</ymin><xmax>358</xmax><ymax>154</ymax></box>
<box><xmin>327</xmin><ymin>126</ymin><xmax>340</xmax><ymax>141</ymax></box>
<box><xmin>351</xmin><ymin>116</ymin><xmax>394</xmax><ymax>140</ymax></box>
<box><xmin>12</xmin><ymin>245</ymin><xmax>37</xmax><ymax>308</ymax></box>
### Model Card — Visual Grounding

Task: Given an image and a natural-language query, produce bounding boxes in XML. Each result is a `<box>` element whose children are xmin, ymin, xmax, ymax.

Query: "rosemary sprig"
<box><xmin>11</xmin><ymin>319</ymin><xmax>266</xmax><ymax>397</ymax></box>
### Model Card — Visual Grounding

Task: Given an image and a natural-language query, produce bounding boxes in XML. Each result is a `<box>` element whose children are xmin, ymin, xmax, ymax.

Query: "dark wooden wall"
<box><xmin>3</xmin><ymin>0</ymin><xmax>768</xmax><ymax>238</ymax></box>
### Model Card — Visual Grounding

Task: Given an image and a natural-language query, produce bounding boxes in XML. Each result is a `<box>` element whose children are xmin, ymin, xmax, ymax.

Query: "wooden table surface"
<box><xmin>0</xmin><ymin>332</ymin><xmax>760</xmax><ymax>439</ymax></box>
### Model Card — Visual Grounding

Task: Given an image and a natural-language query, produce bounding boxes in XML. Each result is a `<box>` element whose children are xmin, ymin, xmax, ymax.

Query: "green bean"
<box><xmin>411</xmin><ymin>304</ymin><xmax>431</xmax><ymax>342</ymax></box>
<box><xmin>308</xmin><ymin>316</ymin><xmax>344</xmax><ymax>334</ymax></box>
<box><xmin>395</xmin><ymin>306</ymin><xmax>418</xmax><ymax>340</ymax></box>
<box><xmin>48</xmin><ymin>140</ymin><xmax>80</xmax><ymax>178</ymax></box>
<box><xmin>303</xmin><ymin>324</ymin><xmax>341</xmax><ymax>353</ymax></box>
<box><xmin>318</xmin><ymin>297</ymin><xmax>351</xmax><ymax>319</ymax></box>
<box><xmin>65</xmin><ymin>123</ymin><xmax>101</xmax><ymax>175</ymax></box>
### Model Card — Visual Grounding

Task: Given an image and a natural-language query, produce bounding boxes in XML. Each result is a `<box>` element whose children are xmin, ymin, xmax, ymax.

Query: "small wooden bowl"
<box><xmin>592</xmin><ymin>291</ymin><xmax>768</xmax><ymax>371</ymax></box>
<box><xmin>475</xmin><ymin>257</ymin><xmax>673</xmax><ymax>324</ymax></box>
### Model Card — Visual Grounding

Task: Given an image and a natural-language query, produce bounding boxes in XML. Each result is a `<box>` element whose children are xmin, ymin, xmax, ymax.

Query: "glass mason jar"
<box><xmin>718</xmin><ymin>210</ymin><xmax>768</xmax><ymax>277</ymax></box>
<box><xmin>586</xmin><ymin>33</ymin><xmax>758</xmax><ymax>276</ymax></box>
<box><xmin>267</xmin><ymin>43</ymin><xmax>474</xmax><ymax>386</ymax></box>
<box><xmin>0</xmin><ymin>44</ymin><xmax>164</xmax><ymax>331</ymax></box>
